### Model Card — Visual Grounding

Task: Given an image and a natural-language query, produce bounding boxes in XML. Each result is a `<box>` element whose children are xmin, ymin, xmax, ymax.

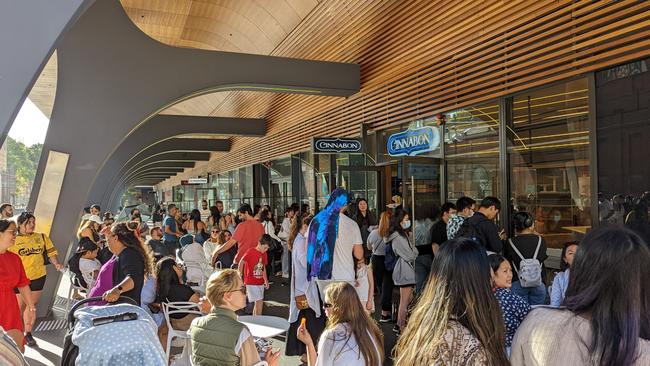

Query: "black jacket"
<box><xmin>466</xmin><ymin>212</ymin><xmax>503</xmax><ymax>253</ymax></box>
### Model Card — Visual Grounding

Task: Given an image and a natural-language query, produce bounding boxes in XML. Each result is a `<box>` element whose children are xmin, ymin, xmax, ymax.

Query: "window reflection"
<box><xmin>445</xmin><ymin>101</ymin><xmax>500</xmax><ymax>200</ymax></box>
<box><xmin>508</xmin><ymin>78</ymin><xmax>591</xmax><ymax>248</ymax></box>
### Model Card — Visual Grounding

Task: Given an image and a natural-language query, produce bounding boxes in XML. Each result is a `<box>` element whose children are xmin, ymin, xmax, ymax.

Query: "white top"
<box><xmin>203</xmin><ymin>239</ymin><xmax>218</xmax><ymax>264</ymax></box>
<box><xmin>331</xmin><ymin>214</ymin><xmax>362</xmax><ymax>282</ymax></box>
<box><xmin>263</xmin><ymin>220</ymin><xmax>282</xmax><ymax>243</ymax></box>
<box><xmin>355</xmin><ymin>264</ymin><xmax>370</xmax><ymax>303</ymax></box>
<box><xmin>289</xmin><ymin>232</ymin><xmax>321</xmax><ymax>323</ymax></box>
<box><xmin>278</xmin><ymin>217</ymin><xmax>291</xmax><ymax>242</ymax></box>
<box><xmin>79</xmin><ymin>258</ymin><xmax>101</xmax><ymax>289</ymax></box>
<box><xmin>316</xmin><ymin>323</ymin><xmax>381</xmax><ymax>366</ymax></box>
<box><xmin>199</xmin><ymin>208</ymin><xmax>211</xmax><ymax>223</ymax></box>
<box><xmin>180</xmin><ymin>242</ymin><xmax>213</xmax><ymax>284</ymax></box>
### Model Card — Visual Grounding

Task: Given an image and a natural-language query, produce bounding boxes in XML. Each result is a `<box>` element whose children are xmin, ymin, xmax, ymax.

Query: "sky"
<box><xmin>9</xmin><ymin>98</ymin><xmax>49</xmax><ymax>146</ymax></box>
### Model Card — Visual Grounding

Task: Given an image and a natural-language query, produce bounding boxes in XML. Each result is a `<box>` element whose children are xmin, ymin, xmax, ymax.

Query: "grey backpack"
<box><xmin>508</xmin><ymin>237</ymin><xmax>542</xmax><ymax>287</ymax></box>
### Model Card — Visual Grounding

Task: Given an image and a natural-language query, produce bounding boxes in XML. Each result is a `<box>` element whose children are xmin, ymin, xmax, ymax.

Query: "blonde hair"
<box><xmin>378</xmin><ymin>211</ymin><xmax>391</xmax><ymax>238</ymax></box>
<box><xmin>324</xmin><ymin>282</ymin><xmax>384</xmax><ymax>366</ymax></box>
<box><xmin>77</xmin><ymin>219</ymin><xmax>97</xmax><ymax>241</ymax></box>
<box><xmin>206</xmin><ymin>269</ymin><xmax>240</xmax><ymax>307</ymax></box>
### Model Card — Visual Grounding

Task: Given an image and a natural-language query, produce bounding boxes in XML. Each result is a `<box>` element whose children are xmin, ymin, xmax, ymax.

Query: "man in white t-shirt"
<box><xmin>199</xmin><ymin>200</ymin><xmax>211</xmax><ymax>223</ymax></box>
<box><xmin>331</xmin><ymin>210</ymin><xmax>364</xmax><ymax>282</ymax></box>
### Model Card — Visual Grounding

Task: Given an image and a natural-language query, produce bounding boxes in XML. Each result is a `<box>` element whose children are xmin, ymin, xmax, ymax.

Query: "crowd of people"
<box><xmin>0</xmin><ymin>190</ymin><xmax>649</xmax><ymax>366</ymax></box>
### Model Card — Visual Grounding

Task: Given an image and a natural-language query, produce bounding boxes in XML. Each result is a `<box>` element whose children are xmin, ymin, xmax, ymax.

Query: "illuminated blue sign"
<box><xmin>387</xmin><ymin>126</ymin><xmax>440</xmax><ymax>157</ymax></box>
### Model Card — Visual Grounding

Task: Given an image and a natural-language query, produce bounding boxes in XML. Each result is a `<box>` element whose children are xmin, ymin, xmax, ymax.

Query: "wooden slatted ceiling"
<box><xmin>159</xmin><ymin>0</ymin><xmax>650</xmax><ymax>189</ymax></box>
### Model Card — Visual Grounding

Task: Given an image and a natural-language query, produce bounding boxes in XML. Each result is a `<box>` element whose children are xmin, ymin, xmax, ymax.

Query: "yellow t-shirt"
<box><xmin>9</xmin><ymin>232</ymin><xmax>58</xmax><ymax>280</ymax></box>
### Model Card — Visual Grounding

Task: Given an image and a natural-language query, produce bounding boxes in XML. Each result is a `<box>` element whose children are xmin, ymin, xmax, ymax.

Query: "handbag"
<box><xmin>295</xmin><ymin>294</ymin><xmax>309</xmax><ymax>310</ymax></box>
<box><xmin>41</xmin><ymin>233</ymin><xmax>51</xmax><ymax>266</ymax></box>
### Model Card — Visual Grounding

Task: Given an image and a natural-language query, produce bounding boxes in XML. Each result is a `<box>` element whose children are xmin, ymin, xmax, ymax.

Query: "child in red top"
<box><xmin>238</xmin><ymin>234</ymin><xmax>271</xmax><ymax>315</ymax></box>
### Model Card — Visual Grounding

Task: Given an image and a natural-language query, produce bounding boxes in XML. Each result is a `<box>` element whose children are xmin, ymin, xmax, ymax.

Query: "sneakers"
<box><xmin>379</xmin><ymin>314</ymin><xmax>392</xmax><ymax>323</ymax></box>
<box><xmin>24</xmin><ymin>333</ymin><xmax>38</xmax><ymax>347</ymax></box>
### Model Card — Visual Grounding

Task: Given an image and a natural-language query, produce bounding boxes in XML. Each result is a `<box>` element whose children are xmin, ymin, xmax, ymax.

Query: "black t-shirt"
<box><xmin>430</xmin><ymin>220</ymin><xmax>448</xmax><ymax>247</ymax></box>
<box><xmin>112</xmin><ymin>247</ymin><xmax>145</xmax><ymax>305</ymax></box>
<box><xmin>504</xmin><ymin>234</ymin><xmax>548</xmax><ymax>282</ymax></box>
<box><xmin>164</xmin><ymin>283</ymin><xmax>196</xmax><ymax>319</ymax></box>
<box><xmin>146</xmin><ymin>238</ymin><xmax>170</xmax><ymax>259</ymax></box>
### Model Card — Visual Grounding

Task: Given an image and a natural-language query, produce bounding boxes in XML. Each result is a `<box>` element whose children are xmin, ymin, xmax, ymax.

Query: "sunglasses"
<box><xmin>227</xmin><ymin>286</ymin><xmax>246</xmax><ymax>295</ymax></box>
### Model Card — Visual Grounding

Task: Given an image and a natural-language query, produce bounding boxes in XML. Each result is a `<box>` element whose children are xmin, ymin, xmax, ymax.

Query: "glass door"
<box><xmin>402</xmin><ymin>158</ymin><xmax>442</xmax><ymax>220</ymax></box>
<box><xmin>337</xmin><ymin>166</ymin><xmax>385</xmax><ymax>218</ymax></box>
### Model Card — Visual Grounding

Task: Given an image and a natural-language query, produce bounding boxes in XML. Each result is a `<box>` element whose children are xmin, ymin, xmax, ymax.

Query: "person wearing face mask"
<box><xmin>446</xmin><ymin>196</ymin><xmax>476</xmax><ymax>240</ymax></box>
<box><xmin>386</xmin><ymin>206</ymin><xmax>418</xmax><ymax>335</ymax></box>
<box><xmin>488</xmin><ymin>254</ymin><xmax>530</xmax><ymax>352</ymax></box>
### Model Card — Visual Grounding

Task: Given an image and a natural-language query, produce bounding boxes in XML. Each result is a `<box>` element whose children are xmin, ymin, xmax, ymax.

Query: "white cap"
<box><xmin>88</xmin><ymin>215</ymin><xmax>103</xmax><ymax>224</ymax></box>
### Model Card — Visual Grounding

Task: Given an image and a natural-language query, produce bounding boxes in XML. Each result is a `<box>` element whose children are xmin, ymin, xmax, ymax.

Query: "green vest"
<box><xmin>190</xmin><ymin>307</ymin><xmax>245</xmax><ymax>366</ymax></box>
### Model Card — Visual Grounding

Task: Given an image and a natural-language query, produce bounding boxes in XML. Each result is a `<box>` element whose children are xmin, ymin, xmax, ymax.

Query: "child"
<box><xmin>355</xmin><ymin>258</ymin><xmax>374</xmax><ymax>313</ymax></box>
<box><xmin>239</xmin><ymin>234</ymin><xmax>271</xmax><ymax>315</ymax></box>
<box><xmin>550</xmin><ymin>242</ymin><xmax>578</xmax><ymax>307</ymax></box>
<box><xmin>78</xmin><ymin>240</ymin><xmax>101</xmax><ymax>290</ymax></box>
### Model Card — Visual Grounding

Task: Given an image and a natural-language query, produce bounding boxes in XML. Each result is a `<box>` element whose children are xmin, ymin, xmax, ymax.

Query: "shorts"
<box><xmin>14</xmin><ymin>275</ymin><xmax>46</xmax><ymax>294</ymax></box>
<box><xmin>246</xmin><ymin>285</ymin><xmax>265</xmax><ymax>302</ymax></box>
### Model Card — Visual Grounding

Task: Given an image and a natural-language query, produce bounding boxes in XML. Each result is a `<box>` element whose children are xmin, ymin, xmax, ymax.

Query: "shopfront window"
<box><xmin>269</xmin><ymin>157</ymin><xmax>293</xmax><ymax>218</ymax></box>
<box><xmin>508</xmin><ymin>78</ymin><xmax>591</xmax><ymax>248</ymax></box>
<box><xmin>299</xmin><ymin>152</ymin><xmax>315</xmax><ymax>213</ymax></box>
<box><xmin>240</xmin><ymin>166</ymin><xmax>254</xmax><ymax>205</ymax></box>
<box><xmin>315</xmin><ymin>154</ymin><xmax>332</xmax><ymax>212</ymax></box>
<box><xmin>445</xmin><ymin>101</ymin><xmax>500</xmax><ymax>201</ymax></box>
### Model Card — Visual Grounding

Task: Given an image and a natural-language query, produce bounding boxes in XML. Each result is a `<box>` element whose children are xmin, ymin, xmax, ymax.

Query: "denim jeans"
<box><xmin>415</xmin><ymin>254</ymin><xmax>433</xmax><ymax>294</ymax></box>
<box><xmin>511</xmin><ymin>280</ymin><xmax>547</xmax><ymax>305</ymax></box>
<box><xmin>281</xmin><ymin>241</ymin><xmax>290</xmax><ymax>278</ymax></box>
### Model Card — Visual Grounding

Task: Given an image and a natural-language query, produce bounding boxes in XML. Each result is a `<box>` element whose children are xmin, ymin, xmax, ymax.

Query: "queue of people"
<box><xmin>1</xmin><ymin>192</ymin><xmax>649</xmax><ymax>366</ymax></box>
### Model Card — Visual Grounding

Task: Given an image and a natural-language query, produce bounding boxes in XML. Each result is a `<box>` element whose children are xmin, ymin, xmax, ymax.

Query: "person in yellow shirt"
<box><xmin>9</xmin><ymin>212</ymin><xmax>63</xmax><ymax>348</ymax></box>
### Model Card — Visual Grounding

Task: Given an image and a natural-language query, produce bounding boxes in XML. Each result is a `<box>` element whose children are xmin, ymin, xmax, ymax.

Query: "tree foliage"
<box><xmin>5</xmin><ymin>137</ymin><xmax>43</xmax><ymax>196</ymax></box>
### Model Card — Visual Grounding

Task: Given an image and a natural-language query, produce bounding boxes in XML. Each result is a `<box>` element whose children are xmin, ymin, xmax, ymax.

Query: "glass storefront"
<box><xmin>167</xmin><ymin>76</ymin><xmax>599</xmax><ymax>255</ymax></box>
<box><xmin>508</xmin><ymin>78</ymin><xmax>591</xmax><ymax>248</ymax></box>
<box><xmin>445</xmin><ymin>101</ymin><xmax>501</xmax><ymax>201</ymax></box>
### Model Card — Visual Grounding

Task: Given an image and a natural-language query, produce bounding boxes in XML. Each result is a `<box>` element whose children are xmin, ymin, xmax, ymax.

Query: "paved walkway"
<box><xmin>27</xmin><ymin>275</ymin><xmax>398</xmax><ymax>365</ymax></box>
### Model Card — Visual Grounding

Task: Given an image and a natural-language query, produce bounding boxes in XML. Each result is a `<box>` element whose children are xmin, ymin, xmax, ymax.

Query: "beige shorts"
<box><xmin>246</xmin><ymin>285</ymin><xmax>265</xmax><ymax>302</ymax></box>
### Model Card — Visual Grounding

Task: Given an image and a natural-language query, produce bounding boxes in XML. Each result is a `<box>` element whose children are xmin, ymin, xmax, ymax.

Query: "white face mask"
<box><xmin>401</xmin><ymin>220</ymin><xmax>411</xmax><ymax>230</ymax></box>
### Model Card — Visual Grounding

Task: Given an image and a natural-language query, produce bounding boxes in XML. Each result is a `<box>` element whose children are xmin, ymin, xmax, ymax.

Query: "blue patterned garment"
<box><xmin>494</xmin><ymin>287</ymin><xmax>531</xmax><ymax>347</ymax></box>
<box><xmin>307</xmin><ymin>188</ymin><xmax>350</xmax><ymax>280</ymax></box>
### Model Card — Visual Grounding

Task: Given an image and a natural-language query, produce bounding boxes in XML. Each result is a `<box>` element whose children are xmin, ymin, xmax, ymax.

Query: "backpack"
<box><xmin>456</xmin><ymin>217</ymin><xmax>486</xmax><ymax>248</ymax></box>
<box><xmin>67</xmin><ymin>253</ymin><xmax>88</xmax><ymax>289</ymax></box>
<box><xmin>384</xmin><ymin>240</ymin><xmax>397</xmax><ymax>271</ymax></box>
<box><xmin>509</xmin><ymin>237</ymin><xmax>543</xmax><ymax>287</ymax></box>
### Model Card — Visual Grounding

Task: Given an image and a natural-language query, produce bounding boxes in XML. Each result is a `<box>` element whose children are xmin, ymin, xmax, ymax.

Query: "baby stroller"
<box><xmin>61</xmin><ymin>296</ymin><xmax>167</xmax><ymax>366</ymax></box>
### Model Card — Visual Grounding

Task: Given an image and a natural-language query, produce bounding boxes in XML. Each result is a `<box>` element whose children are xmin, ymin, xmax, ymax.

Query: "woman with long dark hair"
<box><xmin>386</xmin><ymin>206</ymin><xmax>418</xmax><ymax>334</ymax></box>
<box><xmin>155</xmin><ymin>256</ymin><xmax>199</xmax><ymax>346</ymax></box>
<box><xmin>297</xmin><ymin>282</ymin><xmax>384</xmax><ymax>366</ymax></box>
<box><xmin>353</xmin><ymin>198</ymin><xmax>376</xmax><ymax>259</ymax></box>
<box><xmin>512</xmin><ymin>225</ymin><xmax>650</xmax><ymax>366</ymax></box>
<box><xmin>183</xmin><ymin>209</ymin><xmax>207</xmax><ymax>244</ymax></box>
<box><xmin>102</xmin><ymin>221</ymin><xmax>154</xmax><ymax>305</ymax></box>
<box><xmin>395</xmin><ymin>238</ymin><xmax>509</xmax><ymax>365</ymax></box>
<box><xmin>10</xmin><ymin>212</ymin><xmax>63</xmax><ymax>347</ymax></box>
